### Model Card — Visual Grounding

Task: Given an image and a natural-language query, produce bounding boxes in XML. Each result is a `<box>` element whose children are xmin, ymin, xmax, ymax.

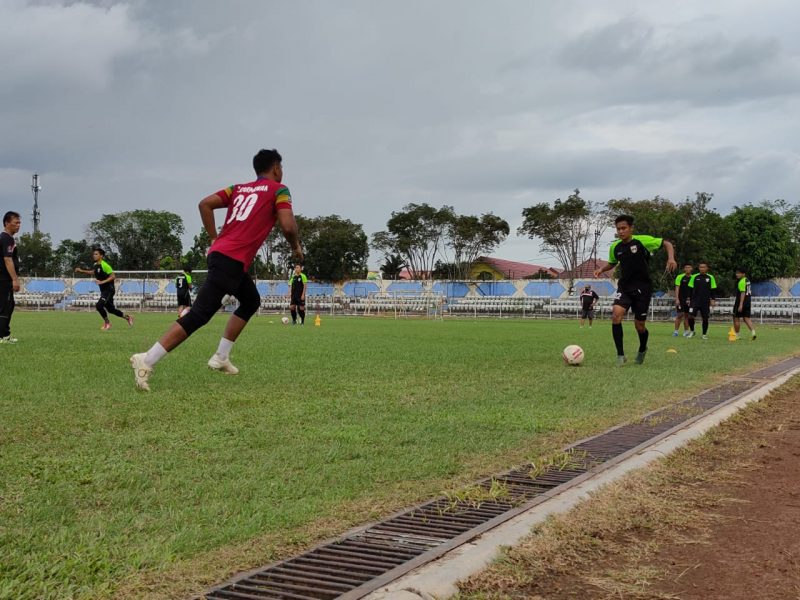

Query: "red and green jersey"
<box><xmin>209</xmin><ymin>177</ymin><xmax>292</xmax><ymax>270</ymax></box>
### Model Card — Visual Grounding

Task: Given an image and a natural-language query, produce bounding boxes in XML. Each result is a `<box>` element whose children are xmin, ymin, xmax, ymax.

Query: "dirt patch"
<box><xmin>458</xmin><ymin>375</ymin><xmax>800</xmax><ymax>600</ymax></box>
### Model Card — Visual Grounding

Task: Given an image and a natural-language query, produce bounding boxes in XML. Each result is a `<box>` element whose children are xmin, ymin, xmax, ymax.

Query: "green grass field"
<box><xmin>1</xmin><ymin>311</ymin><xmax>797</xmax><ymax>599</ymax></box>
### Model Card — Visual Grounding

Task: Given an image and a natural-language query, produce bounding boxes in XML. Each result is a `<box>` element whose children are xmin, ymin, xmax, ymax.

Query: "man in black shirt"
<box><xmin>688</xmin><ymin>262</ymin><xmax>717</xmax><ymax>340</ymax></box>
<box><xmin>595</xmin><ymin>214</ymin><xmax>676</xmax><ymax>365</ymax></box>
<box><xmin>673</xmin><ymin>263</ymin><xmax>694</xmax><ymax>337</ymax></box>
<box><xmin>0</xmin><ymin>211</ymin><xmax>21</xmax><ymax>344</ymax></box>
<box><xmin>579</xmin><ymin>284</ymin><xmax>599</xmax><ymax>328</ymax></box>
<box><xmin>74</xmin><ymin>248</ymin><xmax>134</xmax><ymax>330</ymax></box>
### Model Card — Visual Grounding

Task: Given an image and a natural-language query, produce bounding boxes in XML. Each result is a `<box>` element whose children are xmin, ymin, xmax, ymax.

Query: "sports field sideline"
<box><xmin>1</xmin><ymin>312</ymin><xmax>797</xmax><ymax>599</ymax></box>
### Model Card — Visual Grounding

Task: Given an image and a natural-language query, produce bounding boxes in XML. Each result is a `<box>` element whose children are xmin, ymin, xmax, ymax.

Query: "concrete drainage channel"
<box><xmin>201</xmin><ymin>356</ymin><xmax>800</xmax><ymax>600</ymax></box>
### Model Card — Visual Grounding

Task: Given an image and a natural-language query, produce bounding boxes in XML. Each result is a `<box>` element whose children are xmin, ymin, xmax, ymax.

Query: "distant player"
<box><xmin>288</xmin><ymin>264</ymin><xmax>307</xmax><ymax>325</ymax></box>
<box><xmin>733</xmin><ymin>267</ymin><xmax>756</xmax><ymax>340</ymax></box>
<box><xmin>175</xmin><ymin>265</ymin><xmax>193</xmax><ymax>317</ymax></box>
<box><xmin>688</xmin><ymin>262</ymin><xmax>717</xmax><ymax>340</ymax></box>
<box><xmin>673</xmin><ymin>263</ymin><xmax>694</xmax><ymax>337</ymax></box>
<box><xmin>130</xmin><ymin>148</ymin><xmax>303</xmax><ymax>391</ymax></box>
<box><xmin>594</xmin><ymin>214</ymin><xmax>676</xmax><ymax>365</ymax></box>
<box><xmin>74</xmin><ymin>248</ymin><xmax>134</xmax><ymax>331</ymax></box>
<box><xmin>578</xmin><ymin>284</ymin><xmax>599</xmax><ymax>328</ymax></box>
<box><xmin>0</xmin><ymin>211</ymin><xmax>21</xmax><ymax>344</ymax></box>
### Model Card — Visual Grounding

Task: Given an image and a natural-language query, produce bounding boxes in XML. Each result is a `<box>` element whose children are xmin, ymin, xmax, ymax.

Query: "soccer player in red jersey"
<box><xmin>130</xmin><ymin>149</ymin><xmax>303</xmax><ymax>391</ymax></box>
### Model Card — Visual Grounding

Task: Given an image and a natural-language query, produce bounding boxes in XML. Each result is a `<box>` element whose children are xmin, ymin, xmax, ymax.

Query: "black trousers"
<box><xmin>0</xmin><ymin>280</ymin><xmax>14</xmax><ymax>338</ymax></box>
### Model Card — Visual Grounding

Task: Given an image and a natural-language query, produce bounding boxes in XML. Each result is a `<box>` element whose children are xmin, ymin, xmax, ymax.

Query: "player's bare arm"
<box><xmin>199</xmin><ymin>193</ymin><xmax>226</xmax><ymax>243</ymax></box>
<box><xmin>277</xmin><ymin>209</ymin><xmax>303</xmax><ymax>263</ymax></box>
<box><xmin>593</xmin><ymin>262</ymin><xmax>615</xmax><ymax>278</ymax></box>
<box><xmin>663</xmin><ymin>240</ymin><xmax>677</xmax><ymax>272</ymax></box>
<box><xmin>5</xmin><ymin>257</ymin><xmax>19</xmax><ymax>292</ymax></box>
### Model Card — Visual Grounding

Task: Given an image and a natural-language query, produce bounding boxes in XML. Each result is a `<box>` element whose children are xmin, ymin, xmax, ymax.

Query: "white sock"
<box><xmin>216</xmin><ymin>338</ymin><xmax>234</xmax><ymax>360</ymax></box>
<box><xmin>144</xmin><ymin>342</ymin><xmax>167</xmax><ymax>367</ymax></box>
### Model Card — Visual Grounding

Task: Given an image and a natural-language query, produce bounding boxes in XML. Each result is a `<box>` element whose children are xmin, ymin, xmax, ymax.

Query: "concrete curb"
<box><xmin>365</xmin><ymin>367</ymin><xmax>800</xmax><ymax>600</ymax></box>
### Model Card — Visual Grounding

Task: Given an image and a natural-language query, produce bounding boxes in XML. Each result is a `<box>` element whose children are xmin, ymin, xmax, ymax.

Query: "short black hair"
<box><xmin>614</xmin><ymin>214</ymin><xmax>634</xmax><ymax>226</ymax></box>
<box><xmin>735</xmin><ymin>267</ymin><xmax>746</xmax><ymax>274</ymax></box>
<box><xmin>683</xmin><ymin>262</ymin><xmax>692</xmax><ymax>267</ymax></box>
<box><xmin>253</xmin><ymin>149</ymin><xmax>282</xmax><ymax>175</ymax></box>
<box><xmin>698</xmin><ymin>261</ymin><xmax>708</xmax><ymax>267</ymax></box>
<box><xmin>93</xmin><ymin>247</ymin><xmax>105</xmax><ymax>256</ymax></box>
<box><xmin>183</xmin><ymin>265</ymin><xmax>192</xmax><ymax>273</ymax></box>
<box><xmin>3</xmin><ymin>211</ymin><xmax>20</xmax><ymax>225</ymax></box>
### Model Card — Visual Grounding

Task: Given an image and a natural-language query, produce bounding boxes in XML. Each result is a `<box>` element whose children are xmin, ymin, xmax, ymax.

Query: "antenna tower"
<box><xmin>31</xmin><ymin>173</ymin><xmax>42</xmax><ymax>234</ymax></box>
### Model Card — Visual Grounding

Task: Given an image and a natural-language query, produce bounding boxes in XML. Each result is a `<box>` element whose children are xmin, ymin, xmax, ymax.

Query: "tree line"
<box><xmin>13</xmin><ymin>194</ymin><xmax>800</xmax><ymax>288</ymax></box>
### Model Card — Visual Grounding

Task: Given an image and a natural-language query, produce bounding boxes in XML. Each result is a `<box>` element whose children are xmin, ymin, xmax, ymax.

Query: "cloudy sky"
<box><xmin>2</xmin><ymin>0</ymin><xmax>799</xmax><ymax>268</ymax></box>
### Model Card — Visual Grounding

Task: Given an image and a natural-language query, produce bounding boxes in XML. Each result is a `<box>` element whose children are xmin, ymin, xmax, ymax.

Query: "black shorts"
<box><xmin>177</xmin><ymin>252</ymin><xmax>260</xmax><ymax>336</ymax></box>
<box><xmin>690</xmin><ymin>303</ymin><xmax>710</xmax><ymax>319</ymax></box>
<box><xmin>677</xmin><ymin>299</ymin><xmax>691</xmax><ymax>313</ymax></box>
<box><xmin>733</xmin><ymin>303</ymin><xmax>751</xmax><ymax>318</ymax></box>
<box><xmin>177</xmin><ymin>292</ymin><xmax>192</xmax><ymax>307</ymax></box>
<box><xmin>581</xmin><ymin>308</ymin><xmax>595</xmax><ymax>319</ymax></box>
<box><xmin>613</xmin><ymin>287</ymin><xmax>652</xmax><ymax>321</ymax></box>
<box><xmin>290</xmin><ymin>296</ymin><xmax>305</xmax><ymax>307</ymax></box>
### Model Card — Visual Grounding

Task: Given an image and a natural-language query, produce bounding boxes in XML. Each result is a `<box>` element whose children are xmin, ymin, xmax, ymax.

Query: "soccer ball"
<box><xmin>281</xmin><ymin>316</ymin><xmax>289</xmax><ymax>325</ymax></box>
<box><xmin>562</xmin><ymin>344</ymin><xmax>584</xmax><ymax>366</ymax></box>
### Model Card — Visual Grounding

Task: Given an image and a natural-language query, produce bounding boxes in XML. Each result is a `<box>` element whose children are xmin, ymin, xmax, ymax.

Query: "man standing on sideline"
<box><xmin>288</xmin><ymin>264</ymin><xmax>307</xmax><ymax>325</ymax></box>
<box><xmin>733</xmin><ymin>267</ymin><xmax>757</xmax><ymax>340</ymax></box>
<box><xmin>578</xmin><ymin>284</ymin><xmax>599</xmax><ymax>328</ymax></box>
<box><xmin>673</xmin><ymin>263</ymin><xmax>694</xmax><ymax>337</ymax></box>
<box><xmin>0</xmin><ymin>211</ymin><xmax>21</xmax><ymax>344</ymax></box>
<box><xmin>175</xmin><ymin>265</ymin><xmax>193</xmax><ymax>317</ymax></box>
<box><xmin>74</xmin><ymin>248</ymin><xmax>134</xmax><ymax>331</ymax></box>
<box><xmin>688</xmin><ymin>262</ymin><xmax>717</xmax><ymax>340</ymax></box>
<box><xmin>130</xmin><ymin>149</ymin><xmax>303</xmax><ymax>391</ymax></box>
<box><xmin>594</xmin><ymin>214</ymin><xmax>677</xmax><ymax>365</ymax></box>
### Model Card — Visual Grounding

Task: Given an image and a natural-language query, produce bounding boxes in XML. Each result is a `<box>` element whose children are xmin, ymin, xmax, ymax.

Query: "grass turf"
<box><xmin>0</xmin><ymin>311</ymin><xmax>796</xmax><ymax>599</ymax></box>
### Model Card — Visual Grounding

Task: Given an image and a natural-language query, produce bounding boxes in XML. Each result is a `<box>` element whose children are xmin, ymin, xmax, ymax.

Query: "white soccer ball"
<box><xmin>562</xmin><ymin>344</ymin><xmax>584</xmax><ymax>366</ymax></box>
<box><xmin>281</xmin><ymin>316</ymin><xmax>289</xmax><ymax>325</ymax></box>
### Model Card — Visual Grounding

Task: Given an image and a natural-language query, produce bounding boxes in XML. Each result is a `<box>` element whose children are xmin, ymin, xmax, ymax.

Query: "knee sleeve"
<box><xmin>233</xmin><ymin>294</ymin><xmax>260</xmax><ymax>321</ymax></box>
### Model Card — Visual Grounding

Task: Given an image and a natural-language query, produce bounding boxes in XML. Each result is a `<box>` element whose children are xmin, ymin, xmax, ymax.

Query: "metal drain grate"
<box><xmin>202</xmin><ymin>356</ymin><xmax>800</xmax><ymax>600</ymax></box>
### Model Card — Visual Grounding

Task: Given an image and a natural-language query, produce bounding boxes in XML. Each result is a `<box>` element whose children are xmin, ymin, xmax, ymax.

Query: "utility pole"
<box><xmin>31</xmin><ymin>173</ymin><xmax>42</xmax><ymax>234</ymax></box>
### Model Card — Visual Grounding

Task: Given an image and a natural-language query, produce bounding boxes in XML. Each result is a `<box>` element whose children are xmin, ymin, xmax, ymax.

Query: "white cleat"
<box><xmin>208</xmin><ymin>354</ymin><xmax>239</xmax><ymax>375</ymax></box>
<box><xmin>130</xmin><ymin>353</ymin><xmax>152</xmax><ymax>391</ymax></box>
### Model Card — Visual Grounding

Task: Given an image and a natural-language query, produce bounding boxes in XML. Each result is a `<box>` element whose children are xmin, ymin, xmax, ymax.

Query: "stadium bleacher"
<box><xmin>14</xmin><ymin>277</ymin><xmax>800</xmax><ymax>322</ymax></box>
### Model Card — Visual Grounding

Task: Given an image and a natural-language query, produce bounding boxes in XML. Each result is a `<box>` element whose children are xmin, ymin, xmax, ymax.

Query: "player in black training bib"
<box><xmin>175</xmin><ymin>265</ymin><xmax>193</xmax><ymax>317</ymax></box>
<box><xmin>288</xmin><ymin>264</ymin><xmax>307</xmax><ymax>325</ymax></box>
<box><xmin>595</xmin><ymin>214</ymin><xmax>676</xmax><ymax>365</ymax></box>
<box><xmin>74</xmin><ymin>248</ymin><xmax>134</xmax><ymax>331</ymax></box>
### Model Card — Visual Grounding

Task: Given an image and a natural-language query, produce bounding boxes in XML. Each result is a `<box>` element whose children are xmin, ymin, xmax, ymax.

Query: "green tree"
<box><xmin>303</xmin><ymin>215</ymin><xmax>368</xmax><ymax>281</ymax></box>
<box><xmin>760</xmin><ymin>199</ymin><xmax>800</xmax><ymax>276</ymax></box>
<box><xmin>52</xmin><ymin>239</ymin><xmax>91</xmax><ymax>276</ymax></box>
<box><xmin>16</xmin><ymin>231</ymin><xmax>54</xmax><ymax>276</ymax></box>
<box><xmin>372</xmin><ymin>204</ymin><xmax>455</xmax><ymax>279</ymax></box>
<box><xmin>182</xmin><ymin>228</ymin><xmax>213</xmax><ymax>271</ymax></box>
<box><xmin>86</xmin><ymin>210</ymin><xmax>184</xmax><ymax>271</ymax></box>
<box><xmin>519</xmin><ymin>189</ymin><xmax>607</xmax><ymax>290</ymax></box>
<box><xmin>380</xmin><ymin>254</ymin><xmax>405</xmax><ymax>280</ymax></box>
<box><xmin>446</xmin><ymin>213</ymin><xmax>510</xmax><ymax>279</ymax></box>
<box><xmin>725</xmin><ymin>204</ymin><xmax>795</xmax><ymax>281</ymax></box>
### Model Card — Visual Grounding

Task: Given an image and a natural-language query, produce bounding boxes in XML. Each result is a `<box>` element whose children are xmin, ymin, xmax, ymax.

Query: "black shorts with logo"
<box><xmin>613</xmin><ymin>286</ymin><xmax>652</xmax><ymax>321</ymax></box>
<box><xmin>690</xmin><ymin>303</ymin><xmax>710</xmax><ymax>319</ymax></box>
<box><xmin>177</xmin><ymin>252</ymin><xmax>260</xmax><ymax>336</ymax></box>
<box><xmin>677</xmin><ymin>298</ymin><xmax>691</xmax><ymax>313</ymax></box>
